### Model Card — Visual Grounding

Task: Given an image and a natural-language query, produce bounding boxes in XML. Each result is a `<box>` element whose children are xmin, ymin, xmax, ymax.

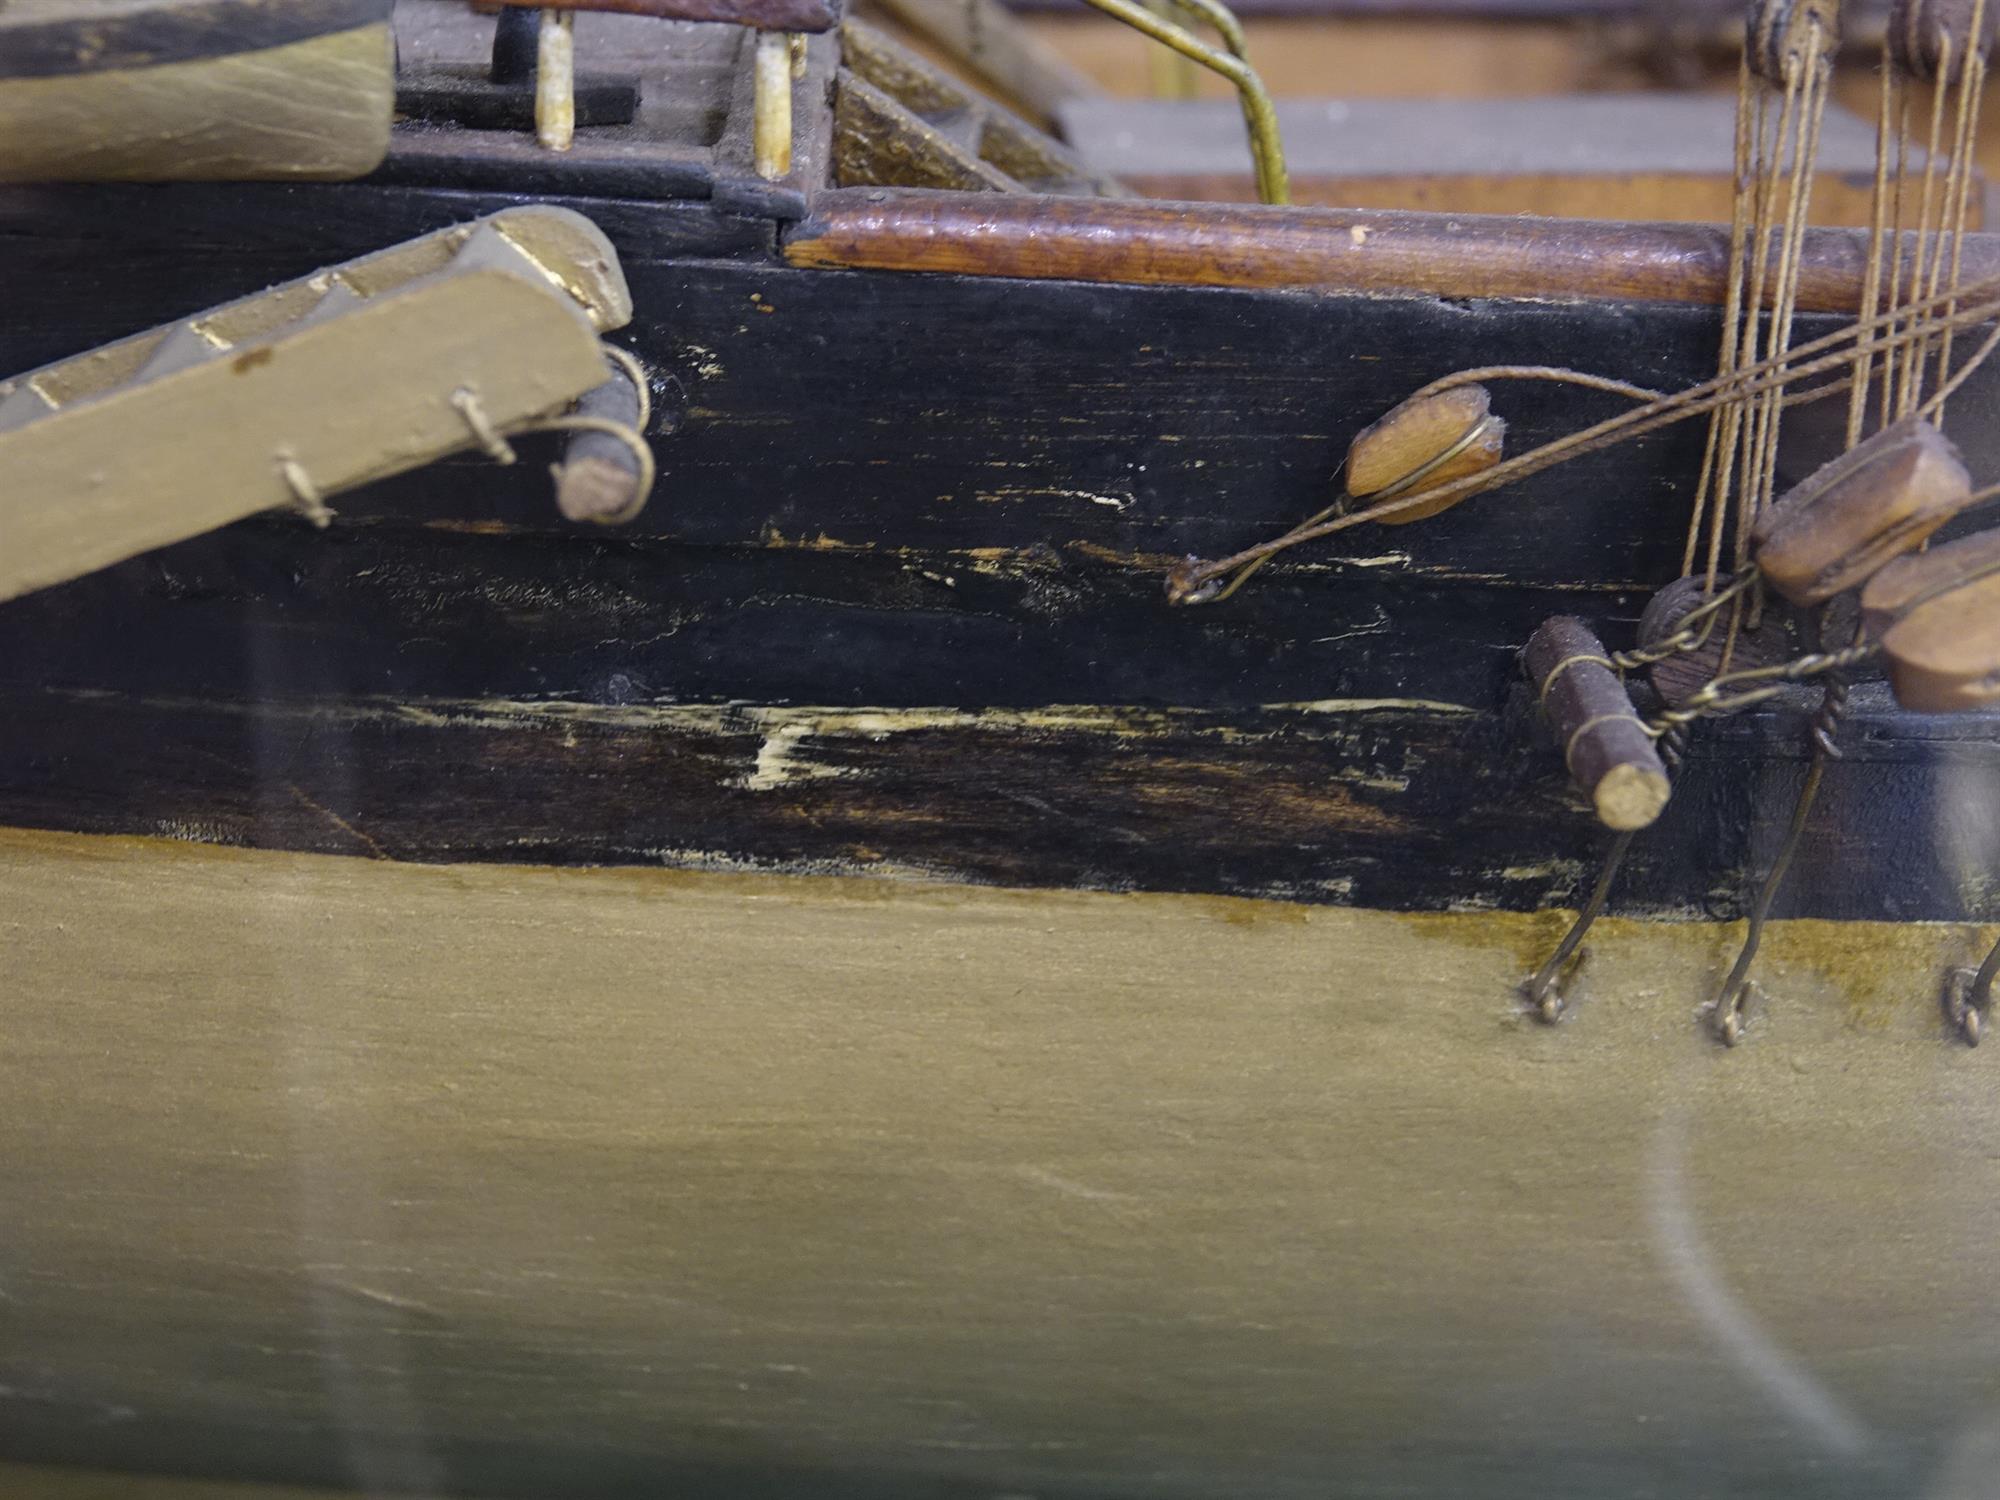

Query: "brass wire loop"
<box><xmin>1073</xmin><ymin>0</ymin><xmax>1288</xmax><ymax>204</ymax></box>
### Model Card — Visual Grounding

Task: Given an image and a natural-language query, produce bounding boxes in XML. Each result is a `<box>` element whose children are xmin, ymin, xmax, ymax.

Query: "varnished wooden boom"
<box><xmin>786</xmin><ymin>190</ymin><xmax>2000</xmax><ymax>311</ymax></box>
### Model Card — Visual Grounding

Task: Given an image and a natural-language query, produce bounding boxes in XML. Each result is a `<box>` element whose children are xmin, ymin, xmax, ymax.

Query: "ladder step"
<box><xmin>0</xmin><ymin>383</ymin><xmax>54</xmax><ymax>435</ymax></box>
<box><xmin>132</xmin><ymin>323</ymin><xmax>230</xmax><ymax>383</ymax></box>
<box><xmin>291</xmin><ymin>278</ymin><xmax>366</xmax><ymax>330</ymax></box>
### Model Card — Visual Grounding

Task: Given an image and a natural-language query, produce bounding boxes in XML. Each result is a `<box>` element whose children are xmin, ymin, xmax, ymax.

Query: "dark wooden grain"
<box><xmin>0</xmin><ymin>0</ymin><xmax>393</xmax><ymax>79</ymax></box>
<box><xmin>0</xmin><ymin>519</ymin><xmax>1989</xmax><ymax>923</ymax></box>
<box><xmin>784</xmin><ymin>189</ymin><xmax>2000</xmax><ymax>311</ymax></box>
<box><xmin>481</xmin><ymin>0</ymin><xmax>838</xmax><ymax>29</ymax></box>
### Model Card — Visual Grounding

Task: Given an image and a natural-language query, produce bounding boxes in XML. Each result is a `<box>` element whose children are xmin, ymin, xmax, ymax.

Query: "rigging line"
<box><xmin>1686</xmin><ymin>46</ymin><xmax>1763</xmax><ymax>585</ymax></box>
<box><xmin>1197</xmin><ymin>367</ymin><xmax>1663</xmax><ymax>607</ymax></box>
<box><xmin>1913</xmin><ymin>35</ymin><xmax>1970</xmax><ymax>391</ymax></box>
<box><xmin>1746</xmin><ymin>45</ymin><xmax>1835</xmax><ymax>567</ymax></box>
<box><xmin>1899</xmin><ymin>29</ymin><xmax>1958</xmax><ymax>416</ymax></box>
<box><xmin>1644</xmin><ymin>641</ymin><xmax>1879</xmax><ymax>734</ymax></box>
<box><xmin>1730</xmin><ymin>60</ymin><xmax>1803</xmax><ymax>576</ymax></box>
<box><xmin>1852</xmin><ymin>44</ymin><xmax>1899</xmax><ymax>445</ymax></box>
<box><xmin>1404</xmin><ymin>367</ymin><xmax>1665</xmax><ymax>405</ymax></box>
<box><xmin>1933</xmin><ymin>28</ymin><xmax>1990</xmax><ymax>416</ymax></box>
<box><xmin>1921</xmin><ymin>308</ymin><xmax>2000</xmax><ymax>416</ymax></box>
<box><xmin>1689</xmin><ymin>47</ymin><xmax>1768</xmax><ymax>590</ymax></box>
<box><xmin>1712</xmin><ymin>755</ymin><xmax>1824</xmax><ymax>1045</ymax></box>
<box><xmin>1174</xmin><ymin>279</ymin><xmax>2000</xmax><ymax>597</ymax></box>
<box><xmin>1883</xmin><ymin>75</ymin><xmax>1914</xmax><ymax>427</ymax></box>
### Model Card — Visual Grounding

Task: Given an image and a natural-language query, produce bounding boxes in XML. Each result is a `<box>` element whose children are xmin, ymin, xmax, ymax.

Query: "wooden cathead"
<box><xmin>1524</xmin><ymin>617</ymin><xmax>1673</xmax><ymax>833</ymax></box>
<box><xmin>1861</xmin><ymin>527</ymin><xmax>2000</xmax><ymax>711</ymax></box>
<box><xmin>1749</xmin><ymin>416</ymin><xmax>1973</xmax><ymax>607</ymax></box>
<box><xmin>0</xmin><ymin>207</ymin><xmax>641</xmax><ymax>605</ymax></box>
<box><xmin>1343</xmin><ymin>385</ymin><xmax>1505</xmax><ymax>524</ymax></box>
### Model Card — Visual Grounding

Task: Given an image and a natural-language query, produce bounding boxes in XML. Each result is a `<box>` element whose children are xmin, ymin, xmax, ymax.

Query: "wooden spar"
<box><xmin>784</xmin><ymin>188</ymin><xmax>2000</xmax><ymax>310</ymax></box>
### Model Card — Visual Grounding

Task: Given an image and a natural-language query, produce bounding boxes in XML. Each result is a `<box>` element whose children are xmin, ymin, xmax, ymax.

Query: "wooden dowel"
<box><xmin>753</xmin><ymin>29</ymin><xmax>793</xmax><ymax>181</ymax></box>
<box><xmin>535</xmin><ymin>9</ymin><xmax>575</xmax><ymax>152</ymax></box>
<box><xmin>1524</xmin><ymin>616</ymin><xmax>1672</xmax><ymax>832</ymax></box>
<box><xmin>554</xmin><ymin>360</ymin><xmax>650</xmax><ymax>524</ymax></box>
<box><xmin>784</xmin><ymin>189</ymin><xmax>2000</xmax><ymax>310</ymax></box>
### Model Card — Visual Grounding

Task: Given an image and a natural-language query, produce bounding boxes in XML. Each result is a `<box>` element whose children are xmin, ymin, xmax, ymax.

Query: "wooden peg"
<box><xmin>1344</xmin><ymin>384</ymin><xmax>1504</xmax><ymax>525</ymax></box>
<box><xmin>1750</xmin><ymin>415</ymin><xmax>1972</xmax><ymax>608</ymax></box>
<box><xmin>1861</xmin><ymin>528</ymin><xmax>2000</xmax><ymax>712</ymax></box>
<box><xmin>536</xmin><ymin>9</ymin><xmax>576</xmax><ymax>151</ymax></box>
<box><xmin>1525</xmin><ymin>616</ymin><xmax>1672</xmax><ymax>832</ymax></box>
<box><xmin>754</xmin><ymin>29</ymin><xmax>795</xmax><ymax>180</ymax></box>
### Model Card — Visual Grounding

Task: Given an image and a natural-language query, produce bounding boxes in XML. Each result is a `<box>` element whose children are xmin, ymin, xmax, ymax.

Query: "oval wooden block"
<box><xmin>1345</xmin><ymin>384</ymin><xmax>1504</xmax><ymax>524</ymax></box>
<box><xmin>1750</xmin><ymin>416</ymin><xmax>1972</xmax><ymax>608</ymax></box>
<box><xmin>1862</xmin><ymin>528</ymin><xmax>2000</xmax><ymax>712</ymax></box>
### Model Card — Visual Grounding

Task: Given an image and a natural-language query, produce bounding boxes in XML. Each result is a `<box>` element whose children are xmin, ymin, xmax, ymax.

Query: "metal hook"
<box><xmin>1945</xmin><ymin>936</ymin><xmax>1998</xmax><ymax>1045</ymax></box>
<box><xmin>1703</xmin><ymin>614</ymin><xmax>1847</xmax><ymax>1046</ymax></box>
<box><xmin>1523</xmin><ymin>830</ymin><xmax>1636</xmax><ymax>1023</ymax></box>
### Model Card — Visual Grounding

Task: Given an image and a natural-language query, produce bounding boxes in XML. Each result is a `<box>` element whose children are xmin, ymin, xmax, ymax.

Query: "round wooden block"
<box><xmin>1639</xmin><ymin>577</ymin><xmax>1797</xmax><ymax>709</ymax></box>
<box><xmin>1749</xmin><ymin>0</ymin><xmax>1843</xmax><ymax>82</ymax></box>
<box><xmin>1891</xmin><ymin>0</ymin><xmax>1999</xmax><ymax>82</ymax></box>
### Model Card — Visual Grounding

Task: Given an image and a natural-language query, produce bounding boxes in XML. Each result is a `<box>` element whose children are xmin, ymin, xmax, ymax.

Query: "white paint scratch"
<box><xmin>1647</xmin><ymin>1112</ymin><xmax>1870</xmax><ymax>1458</ymax></box>
<box><xmin>1015</xmin><ymin>1166</ymin><xmax>1138</xmax><ymax>1204</ymax></box>
<box><xmin>1271</xmin><ymin>697</ymin><xmax>1476</xmax><ymax>716</ymax></box>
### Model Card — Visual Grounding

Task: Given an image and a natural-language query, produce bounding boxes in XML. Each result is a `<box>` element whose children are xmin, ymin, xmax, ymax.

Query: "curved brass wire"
<box><xmin>1162</xmin><ymin>0</ymin><xmax>1252</xmax><ymax>60</ymax></box>
<box><xmin>1075</xmin><ymin>0</ymin><xmax>1289</xmax><ymax>204</ymax></box>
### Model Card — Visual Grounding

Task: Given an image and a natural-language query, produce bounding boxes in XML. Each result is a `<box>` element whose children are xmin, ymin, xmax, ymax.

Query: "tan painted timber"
<box><xmin>2</xmin><ymin>825</ymin><xmax>1999</xmax><ymax>1495</ymax></box>
<box><xmin>0</xmin><ymin>1462</ymin><xmax>440</xmax><ymax>1500</ymax></box>
<box><xmin>0</xmin><ymin>24</ymin><xmax>395</xmax><ymax>184</ymax></box>
<box><xmin>0</xmin><ymin>208</ymin><xmax>632</xmax><ymax>605</ymax></box>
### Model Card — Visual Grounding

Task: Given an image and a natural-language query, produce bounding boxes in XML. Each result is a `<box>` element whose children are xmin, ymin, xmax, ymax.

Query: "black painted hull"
<box><xmin>3</xmin><ymin>182</ymin><xmax>1998</xmax><ymax>922</ymax></box>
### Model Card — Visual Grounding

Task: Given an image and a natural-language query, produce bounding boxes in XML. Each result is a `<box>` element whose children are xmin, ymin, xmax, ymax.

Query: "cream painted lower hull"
<box><xmin>2</xmin><ymin>826</ymin><xmax>1996</xmax><ymax>1498</ymax></box>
